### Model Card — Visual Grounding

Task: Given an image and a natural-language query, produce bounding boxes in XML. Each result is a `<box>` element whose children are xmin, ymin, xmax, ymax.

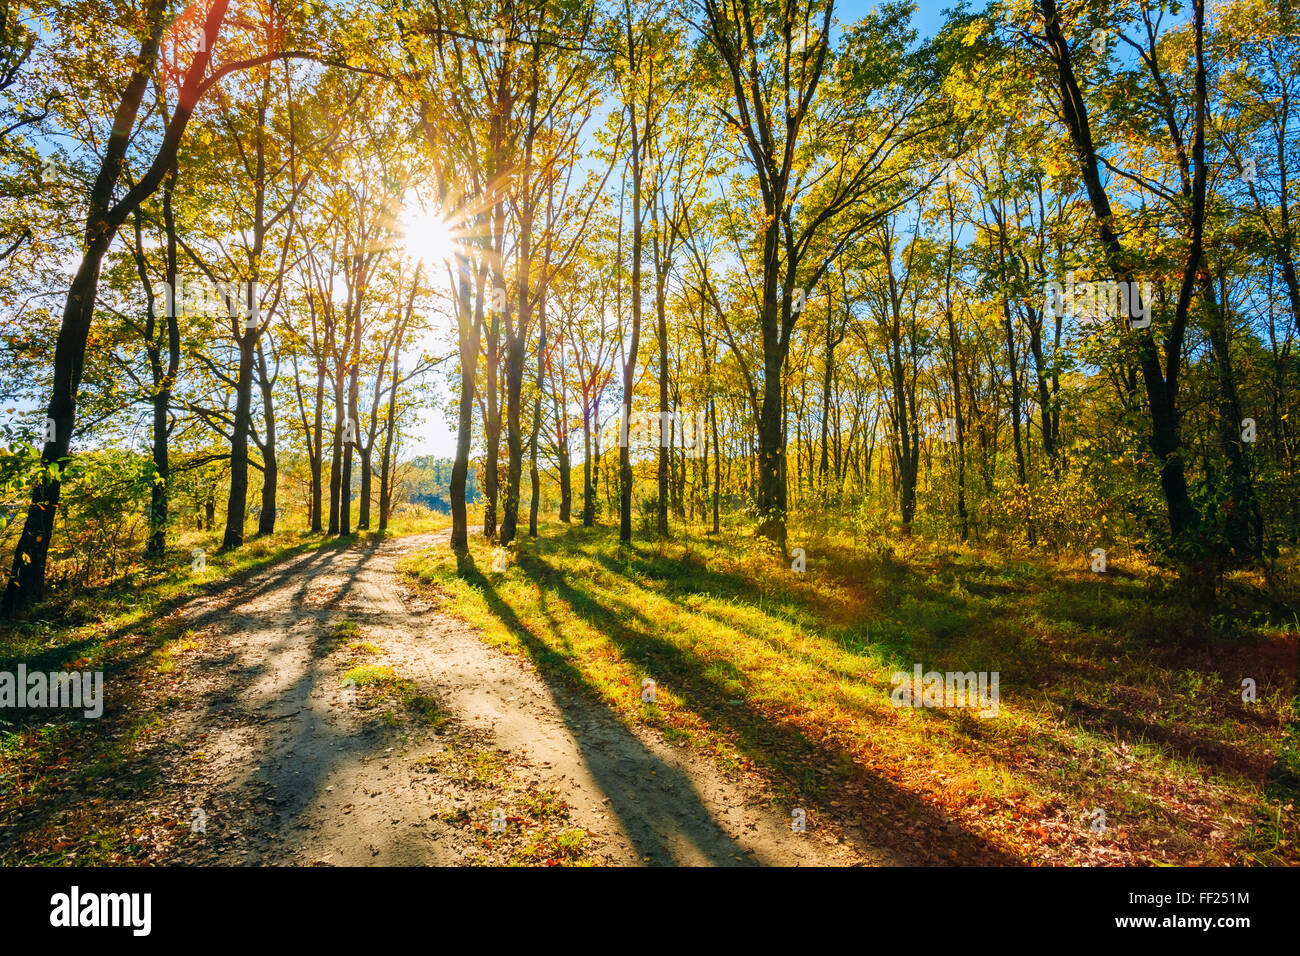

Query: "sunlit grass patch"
<box><xmin>152</xmin><ymin>630</ymin><xmax>200</xmax><ymax>674</ymax></box>
<box><xmin>342</xmin><ymin>663</ymin><xmax>398</xmax><ymax>687</ymax></box>
<box><xmin>402</xmin><ymin>521</ymin><xmax>1300</xmax><ymax>865</ymax></box>
<box><xmin>519</xmin><ymin>788</ymin><xmax>565</xmax><ymax>820</ymax></box>
<box><xmin>511</xmin><ymin>827</ymin><xmax>591</xmax><ymax>867</ymax></box>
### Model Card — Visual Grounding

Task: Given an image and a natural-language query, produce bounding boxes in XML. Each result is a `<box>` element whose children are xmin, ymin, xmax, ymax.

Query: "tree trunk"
<box><xmin>620</xmin><ymin>136</ymin><xmax>642</xmax><ymax>545</ymax></box>
<box><xmin>341</xmin><ymin>285</ymin><xmax>362</xmax><ymax>535</ymax></box>
<box><xmin>451</xmin><ymin>258</ymin><xmax>483</xmax><ymax>552</ymax></box>
<box><xmin>144</xmin><ymin>164</ymin><xmax>180</xmax><ymax>557</ymax></box>
<box><xmin>2</xmin><ymin>0</ymin><xmax>213</xmax><ymax>613</ymax></box>
<box><xmin>942</xmin><ymin>200</ymin><xmax>968</xmax><ymax>541</ymax></box>
<box><xmin>378</xmin><ymin>321</ymin><xmax>405</xmax><ymax>534</ymax></box>
<box><xmin>222</xmin><ymin>311</ymin><xmax>256</xmax><ymax>550</ymax></box>
<box><xmin>502</xmin><ymin>333</ymin><xmax>526</xmax><ymax>545</ymax></box>
<box><xmin>311</xmin><ymin>361</ymin><xmax>324</xmax><ymax>532</ymax></box>
<box><xmin>655</xmin><ymin>260</ymin><xmax>669</xmax><ymax>537</ymax></box>
<box><xmin>483</xmin><ymin>311</ymin><xmax>501</xmax><ymax>540</ymax></box>
<box><xmin>328</xmin><ymin>361</ymin><xmax>344</xmax><ymax>535</ymax></box>
<box><xmin>555</xmin><ymin>353</ymin><xmax>572</xmax><ymax>524</ymax></box>
<box><xmin>358</xmin><ymin>442</ymin><xmax>372</xmax><ymax>530</ymax></box>
<box><xmin>1039</xmin><ymin>0</ymin><xmax>1201</xmax><ymax>546</ymax></box>
<box><xmin>256</xmin><ymin>343</ymin><xmax>277</xmax><ymax>536</ymax></box>
<box><xmin>528</xmin><ymin>296</ymin><xmax>547</xmax><ymax>537</ymax></box>
<box><xmin>581</xmin><ymin>394</ymin><xmax>594</xmax><ymax>526</ymax></box>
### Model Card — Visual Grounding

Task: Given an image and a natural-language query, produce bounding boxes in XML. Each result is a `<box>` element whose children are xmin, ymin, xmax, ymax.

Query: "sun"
<box><xmin>399</xmin><ymin>204</ymin><xmax>456</xmax><ymax>265</ymax></box>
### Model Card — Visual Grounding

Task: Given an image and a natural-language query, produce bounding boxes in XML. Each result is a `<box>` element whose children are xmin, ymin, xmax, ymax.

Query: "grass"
<box><xmin>342</xmin><ymin>663</ymin><xmax>400</xmax><ymax>687</ymax></box>
<box><xmin>4</xmin><ymin>503</ymin><xmax>1292</xmax><ymax>867</ymax></box>
<box><xmin>415</xmin><ymin>734</ymin><xmax>595</xmax><ymax>866</ymax></box>
<box><xmin>329</xmin><ymin>620</ymin><xmax>449</xmax><ymax>728</ymax></box>
<box><xmin>512</xmin><ymin>827</ymin><xmax>590</xmax><ymax>866</ymax></box>
<box><xmin>338</xmin><ymin>661</ymin><xmax>446</xmax><ymax>728</ymax></box>
<box><xmin>400</xmin><ymin>519</ymin><xmax>1300</xmax><ymax>866</ymax></box>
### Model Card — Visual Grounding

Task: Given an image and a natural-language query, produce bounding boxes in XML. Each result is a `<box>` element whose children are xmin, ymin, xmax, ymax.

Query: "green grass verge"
<box><xmin>400</xmin><ymin>520</ymin><xmax>1298</xmax><ymax>866</ymax></box>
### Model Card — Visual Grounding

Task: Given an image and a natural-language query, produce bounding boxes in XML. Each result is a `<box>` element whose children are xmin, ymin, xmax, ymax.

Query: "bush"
<box><xmin>52</xmin><ymin>451</ymin><xmax>154</xmax><ymax>589</ymax></box>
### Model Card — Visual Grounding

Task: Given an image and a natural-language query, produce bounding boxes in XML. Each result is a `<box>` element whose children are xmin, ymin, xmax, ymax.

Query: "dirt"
<box><xmin>132</xmin><ymin>531</ymin><xmax>893</xmax><ymax>866</ymax></box>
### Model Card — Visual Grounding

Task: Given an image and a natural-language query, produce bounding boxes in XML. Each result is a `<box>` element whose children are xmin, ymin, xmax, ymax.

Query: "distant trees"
<box><xmin>405</xmin><ymin>457</ymin><xmax>480</xmax><ymax>514</ymax></box>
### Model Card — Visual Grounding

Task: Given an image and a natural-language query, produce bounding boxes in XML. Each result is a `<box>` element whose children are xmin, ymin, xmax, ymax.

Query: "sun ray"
<box><xmin>399</xmin><ymin>204</ymin><xmax>455</xmax><ymax>265</ymax></box>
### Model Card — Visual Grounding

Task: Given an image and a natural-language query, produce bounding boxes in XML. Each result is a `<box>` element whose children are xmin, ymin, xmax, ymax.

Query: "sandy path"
<box><xmin>143</xmin><ymin>531</ymin><xmax>886</xmax><ymax>866</ymax></box>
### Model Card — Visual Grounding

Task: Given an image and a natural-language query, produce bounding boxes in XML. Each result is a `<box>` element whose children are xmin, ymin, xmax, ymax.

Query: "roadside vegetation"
<box><xmin>402</xmin><ymin>520</ymin><xmax>1300</xmax><ymax>866</ymax></box>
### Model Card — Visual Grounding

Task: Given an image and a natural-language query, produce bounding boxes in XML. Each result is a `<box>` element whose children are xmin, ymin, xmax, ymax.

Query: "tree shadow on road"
<box><xmin>455</xmin><ymin>551</ymin><xmax>792</xmax><ymax>866</ymax></box>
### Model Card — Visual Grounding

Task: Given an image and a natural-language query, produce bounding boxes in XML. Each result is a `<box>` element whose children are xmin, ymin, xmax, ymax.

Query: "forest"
<box><xmin>0</xmin><ymin>0</ymin><xmax>1297</xmax><ymax>873</ymax></box>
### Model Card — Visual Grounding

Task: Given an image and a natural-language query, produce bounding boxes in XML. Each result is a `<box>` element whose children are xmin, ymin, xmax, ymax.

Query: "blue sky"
<box><xmin>862</xmin><ymin>0</ymin><xmax>965</xmax><ymax>38</ymax></box>
<box><xmin>837</xmin><ymin>0</ymin><xmax>965</xmax><ymax>40</ymax></box>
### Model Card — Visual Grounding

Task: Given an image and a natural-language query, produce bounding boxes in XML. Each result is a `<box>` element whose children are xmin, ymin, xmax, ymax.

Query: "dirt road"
<box><xmin>139</xmin><ymin>531</ymin><xmax>885</xmax><ymax>866</ymax></box>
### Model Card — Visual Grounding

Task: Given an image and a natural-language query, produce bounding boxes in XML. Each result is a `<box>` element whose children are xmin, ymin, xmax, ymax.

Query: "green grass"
<box><xmin>415</xmin><ymin>731</ymin><xmax>594</xmax><ymax>866</ymax></box>
<box><xmin>401</xmin><ymin>520</ymin><xmax>1300</xmax><ymax>866</ymax></box>
<box><xmin>512</xmin><ymin>827</ymin><xmax>591</xmax><ymax>867</ymax></box>
<box><xmin>342</xmin><ymin>663</ymin><xmax>400</xmax><ymax>687</ymax></box>
<box><xmin>335</xmin><ymin>639</ymin><xmax>448</xmax><ymax>728</ymax></box>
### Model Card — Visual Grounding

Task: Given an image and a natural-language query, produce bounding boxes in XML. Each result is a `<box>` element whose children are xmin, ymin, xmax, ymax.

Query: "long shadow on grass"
<box><xmin>502</xmin><ymin>544</ymin><xmax>1017</xmax><ymax>864</ymax></box>
<box><xmin>0</xmin><ymin>543</ymin><xmax>357</xmax><ymax>751</ymax></box>
<box><xmin>953</xmin><ymin>573</ymin><xmax>1298</xmax><ymax>783</ymax></box>
<box><xmin>595</xmin><ymin>533</ymin><xmax>1297</xmax><ymax>848</ymax></box>
<box><xmin>459</xmin><ymin>557</ymin><xmax>772</xmax><ymax>866</ymax></box>
<box><xmin>864</xmin><ymin>556</ymin><xmax>1298</xmax><ymax>789</ymax></box>
<box><xmin>589</xmin><ymin>544</ymin><xmax>1014</xmax><ymax>765</ymax></box>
